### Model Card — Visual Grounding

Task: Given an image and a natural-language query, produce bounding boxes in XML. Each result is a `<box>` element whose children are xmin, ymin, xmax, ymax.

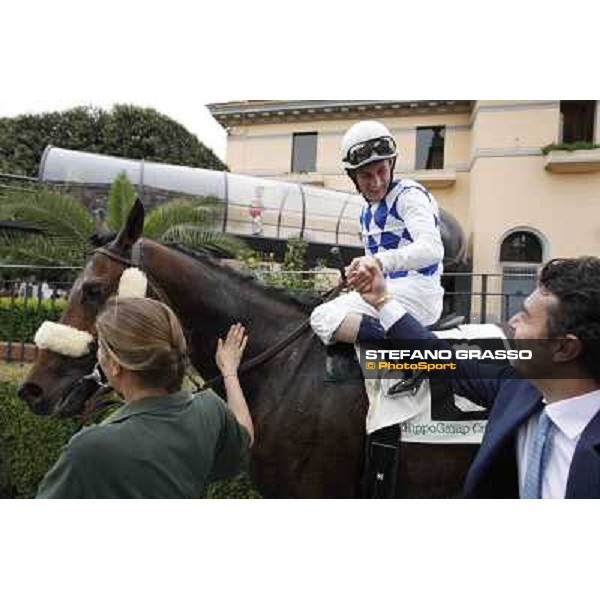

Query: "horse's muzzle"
<box><xmin>18</xmin><ymin>366</ymin><xmax>107</xmax><ymax>418</ymax></box>
<box><xmin>17</xmin><ymin>382</ymin><xmax>52</xmax><ymax>415</ymax></box>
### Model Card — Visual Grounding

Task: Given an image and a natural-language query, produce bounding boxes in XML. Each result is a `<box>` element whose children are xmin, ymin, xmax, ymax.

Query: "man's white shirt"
<box><xmin>518</xmin><ymin>389</ymin><xmax>600</xmax><ymax>498</ymax></box>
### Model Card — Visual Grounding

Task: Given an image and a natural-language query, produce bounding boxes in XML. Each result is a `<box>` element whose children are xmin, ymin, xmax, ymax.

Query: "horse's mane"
<box><xmin>166</xmin><ymin>242</ymin><xmax>323</xmax><ymax>312</ymax></box>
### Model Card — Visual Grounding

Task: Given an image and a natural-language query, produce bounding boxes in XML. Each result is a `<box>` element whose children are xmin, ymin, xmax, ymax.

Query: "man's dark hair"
<box><xmin>538</xmin><ymin>256</ymin><xmax>600</xmax><ymax>382</ymax></box>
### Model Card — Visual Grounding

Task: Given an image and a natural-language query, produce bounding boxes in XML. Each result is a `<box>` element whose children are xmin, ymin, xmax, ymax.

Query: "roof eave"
<box><xmin>207</xmin><ymin>100</ymin><xmax>474</xmax><ymax>127</ymax></box>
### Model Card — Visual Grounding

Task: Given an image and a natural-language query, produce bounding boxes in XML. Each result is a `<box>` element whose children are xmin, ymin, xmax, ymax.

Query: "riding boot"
<box><xmin>356</xmin><ymin>316</ymin><xmax>420</xmax><ymax>398</ymax></box>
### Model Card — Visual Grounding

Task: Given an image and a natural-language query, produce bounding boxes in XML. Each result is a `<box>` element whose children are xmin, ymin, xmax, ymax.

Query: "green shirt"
<box><xmin>37</xmin><ymin>390</ymin><xmax>250</xmax><ymax>499</ymax></box>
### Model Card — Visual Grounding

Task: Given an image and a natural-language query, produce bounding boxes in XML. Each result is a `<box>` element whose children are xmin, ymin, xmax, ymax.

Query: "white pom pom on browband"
<box><xmin>34</xmin><ymin>322</ymin><xmax>95</xmax><ymax>358</ymax></box>
<box><xmin>33</xmin><ymin>269</ymin><xmax>146</xmax><ymax>358</ymax></box>
<box><xmin>118</xmin><ymin>267</ymin><xmax>148</xmax><ymax>298</ymax></box>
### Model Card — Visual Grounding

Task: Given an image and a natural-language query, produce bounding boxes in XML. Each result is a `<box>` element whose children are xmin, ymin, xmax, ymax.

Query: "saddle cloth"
<box><xmin>357</xmin><ymin>323</ymin><xmax>505</xmax><ymax>444</ymax></box>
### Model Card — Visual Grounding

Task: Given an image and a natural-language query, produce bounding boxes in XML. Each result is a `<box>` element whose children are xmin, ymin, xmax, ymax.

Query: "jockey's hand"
<box><xmin>344</xmin><ymin>256</ymin><xmax>365</xmax><ymax>281</ymax></box>
<box><xmin>348</xmin><ymin>258</ymin><xmax>389</xmax><ymax>308</ymax></box>
<box><xmin>347</xmin><ymin>256</ymin><xmax>381</xmax><ymax>291</ymax></box>
<box><xmin>216</xmin><ymin>323</ymin><xmax>248</xmax><ymax>377</ymax></box>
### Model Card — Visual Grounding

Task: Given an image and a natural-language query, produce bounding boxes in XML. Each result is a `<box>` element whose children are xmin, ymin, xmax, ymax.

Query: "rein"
<box><xmin>198</xmin><ymin>281</ymin><xmax>345</xmax><ymax>391</ymax></box>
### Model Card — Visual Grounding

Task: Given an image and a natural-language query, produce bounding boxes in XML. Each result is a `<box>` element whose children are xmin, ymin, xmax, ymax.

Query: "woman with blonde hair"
<box><xmin>37</xmin><ymin>297</ymin><xmax>254</xmax><ymax>498</ymax></box>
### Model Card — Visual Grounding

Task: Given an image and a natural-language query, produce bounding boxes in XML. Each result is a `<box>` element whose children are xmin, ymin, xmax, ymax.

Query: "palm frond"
<box><xmin>144</xmin><ymin>198</ymin><xmax>222</xmax><ymax>240</ymax></box>
<box><xmin>0</xmin><ymin>230</ymin><xmax>85</xmax><ymax>266</ymax></box>
<box><xmin>107</xmin><ymin>171</ymin><xmax>136</xmax><ymax>230</ymax></box>
<box><xmin>163</xmin><ymin>226</ymin><xmax>246</xmax><ymax>257</ymax></box>
<box><xmin>0</xmin><ymin>189</ymin><xmax>94</xmax><ymax>243</ymax></box>
<box><xmin>184</xmin><ymin>195</ymin><xmax>224</xmax><ymax>211</ymax></box>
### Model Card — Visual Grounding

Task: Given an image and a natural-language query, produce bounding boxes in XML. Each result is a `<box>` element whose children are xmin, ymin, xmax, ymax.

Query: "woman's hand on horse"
<box><xmin>216</xmin><ymin>323</ymin><xmax>248</xmax><ymax>376</ymax></box>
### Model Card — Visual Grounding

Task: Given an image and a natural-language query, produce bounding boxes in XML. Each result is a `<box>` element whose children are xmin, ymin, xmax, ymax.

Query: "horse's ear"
<box><xmin>111</xmin><ymin>198</ymin><xmax>145</xmax><ymax>254</ymax></box>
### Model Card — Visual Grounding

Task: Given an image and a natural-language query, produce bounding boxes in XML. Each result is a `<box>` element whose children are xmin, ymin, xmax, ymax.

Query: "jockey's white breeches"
<box><xmin>310</xmin><ymin>276</ymin><xmax>443</xmax><ymax>345</ymax></box>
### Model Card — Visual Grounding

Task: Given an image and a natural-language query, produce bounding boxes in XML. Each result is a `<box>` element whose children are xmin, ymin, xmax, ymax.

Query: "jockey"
<box><xmin>310</xmin><ymin>120</ymin><xmax>445</xmax><ymax>349</ymax></box>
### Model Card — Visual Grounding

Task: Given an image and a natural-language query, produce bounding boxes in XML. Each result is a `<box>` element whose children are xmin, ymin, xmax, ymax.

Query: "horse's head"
<box><xmin>18</xmin><ymin>199</ymin><xmax>145</xmax><ymax>417</ymax></box>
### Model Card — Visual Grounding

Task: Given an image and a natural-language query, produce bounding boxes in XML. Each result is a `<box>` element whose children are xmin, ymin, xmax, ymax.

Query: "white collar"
<box><xmin>545</xmin><ymin>389</ymin><xmax>600</xmax><ymax>440</ymax></box>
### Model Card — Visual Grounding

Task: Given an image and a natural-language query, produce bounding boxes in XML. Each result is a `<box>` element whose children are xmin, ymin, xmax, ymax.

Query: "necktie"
<box><xmin>522</xmin><ymin>410</ymin><xmax>554</xmax><ymax>499</ymax></box>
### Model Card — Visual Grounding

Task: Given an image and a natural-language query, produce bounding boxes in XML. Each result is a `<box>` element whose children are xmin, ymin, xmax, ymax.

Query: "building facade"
<box><xmin>208</xmin><ymin>100</ymin><xmax>600</xmax><ymax>320</ymax></box>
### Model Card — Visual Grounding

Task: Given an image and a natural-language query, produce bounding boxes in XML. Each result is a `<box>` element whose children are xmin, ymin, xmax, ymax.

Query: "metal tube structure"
<box><xmin>38</xmin><ymin>146</ymin><xmax>364</xmax><ymax>247</ymax></box>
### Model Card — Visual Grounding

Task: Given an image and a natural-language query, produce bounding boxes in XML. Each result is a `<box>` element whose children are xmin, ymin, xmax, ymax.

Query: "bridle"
<box><xmin>55</xmin><ymin>240</ymin><xmax>170</xmax><ymax>422</ymax></box>
<box><xmin>94</xmin><ymin>243</ymin><xmax>172</xmax><ymax>307</ymax></box>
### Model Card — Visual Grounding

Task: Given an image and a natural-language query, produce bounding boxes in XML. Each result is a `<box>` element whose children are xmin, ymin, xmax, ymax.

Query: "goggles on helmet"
<box><xmin>344</xmin><ymin>136</ymin><xmax>396</xmax><ymax>168</ymax></box>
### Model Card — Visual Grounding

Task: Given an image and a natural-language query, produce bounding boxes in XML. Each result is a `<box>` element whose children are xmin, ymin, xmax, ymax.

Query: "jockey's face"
<box><xmin>354</xmin><ymin>159</ymin><xmax>392</xmax><ymax>203</ymax></box>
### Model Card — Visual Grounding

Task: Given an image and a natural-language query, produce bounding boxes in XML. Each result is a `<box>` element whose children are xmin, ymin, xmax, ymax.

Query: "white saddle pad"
<box><xmin>357</xmin><ymin>323</ymin><xmax>504</xmax><ymax>444</ymax></box>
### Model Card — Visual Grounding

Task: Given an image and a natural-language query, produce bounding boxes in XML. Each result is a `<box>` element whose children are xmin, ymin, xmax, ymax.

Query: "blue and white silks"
<box><xmin>311</xmin><ymin>179</ymin><xmax>445</xmax><ymax>344</ymax></box>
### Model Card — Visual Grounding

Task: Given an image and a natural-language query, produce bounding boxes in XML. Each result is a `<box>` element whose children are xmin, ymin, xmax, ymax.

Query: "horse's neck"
<box><xmin>145</xmin><ymin>243</ymin><xmax>307</xmax><ymax>350</ymax></box>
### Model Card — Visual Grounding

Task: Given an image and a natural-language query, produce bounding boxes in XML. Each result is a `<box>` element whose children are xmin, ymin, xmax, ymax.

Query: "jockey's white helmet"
<box><xmin>341</xmin><ymin>120</ymin><xmax>397</xmax><ymax>171</ymax></box>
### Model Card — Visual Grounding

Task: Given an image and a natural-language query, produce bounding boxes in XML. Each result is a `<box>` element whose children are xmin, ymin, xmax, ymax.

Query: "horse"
<box><xmin>18</xmin><ymin>199</ymin><xmax>485</xmax><ymax>498</ymax></box>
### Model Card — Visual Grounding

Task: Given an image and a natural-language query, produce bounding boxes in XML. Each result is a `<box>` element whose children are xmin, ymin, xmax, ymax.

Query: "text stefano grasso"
<box><xmin>363</xmin><ymin>349</ymin><xmax>532</xmax><ymax>361</ymax></box>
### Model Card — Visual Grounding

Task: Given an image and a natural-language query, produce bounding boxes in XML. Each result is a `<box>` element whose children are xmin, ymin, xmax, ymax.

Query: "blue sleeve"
<box><xmin>386</xmin><ymin>313</ymin><xmax>513</xmax><ymax>410</ymax></box>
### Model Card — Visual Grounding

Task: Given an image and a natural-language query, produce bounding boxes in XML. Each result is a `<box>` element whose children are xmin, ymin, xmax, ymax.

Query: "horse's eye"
<box><xmin>81</xmin><ymin>281</ymin><xmax>106</xmax><ymax>305</ymax></box>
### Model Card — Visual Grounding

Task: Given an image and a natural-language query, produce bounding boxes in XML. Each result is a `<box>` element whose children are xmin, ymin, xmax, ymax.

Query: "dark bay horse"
<box><xmin>19</xmin><ymin>200</ymin><xmax>480</xmax><ymax>498</ymax></box>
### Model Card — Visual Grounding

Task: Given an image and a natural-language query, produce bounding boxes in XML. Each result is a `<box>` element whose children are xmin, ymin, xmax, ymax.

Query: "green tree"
<box><xmin>0</xmin><ymin>104</ymin><xmax>227</xmax><ymax>177</ymax></box>
<box><xmin>101</xmin><ymin>105</ymin><xmax>226</xmax><ymax>171</ymax></box>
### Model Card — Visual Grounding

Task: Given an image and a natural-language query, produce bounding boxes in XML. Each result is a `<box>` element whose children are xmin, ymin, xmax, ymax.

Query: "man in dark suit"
<box><xmin>347</xmin><ymin>256</ymin><xmax>600</xmax><ymax>498</ymax></box>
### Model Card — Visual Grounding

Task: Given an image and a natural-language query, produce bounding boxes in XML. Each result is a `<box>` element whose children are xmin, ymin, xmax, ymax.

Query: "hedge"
<box><xmin>0</xmin><ymin>372</ymin><xmax>78</xmax><ymax>498</ymax></box>
<box><xmin>0</xmin><ymin>370</ymin><xmax>260</xmax><ymax>499</ymax></box>
<box><xmin>0</xmin><ymin>297</ymin><xmax>66</xmax><ymax>342</ymax></box>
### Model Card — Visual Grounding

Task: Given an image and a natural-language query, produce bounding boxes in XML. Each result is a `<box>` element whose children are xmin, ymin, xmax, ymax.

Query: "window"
<box><xmin>500</xmin><ymin>231</ymin><xmax>543</xmax><ymax>263</ymax></box>
<box><xmin>291</xmin><ymin>132</ymin><xmax>317</xmax><ymax>173</ymax></box>
<box><xmin>500</xmin><ymin>230</ymin><xmax>543</xmax><ymax>319</ymax></box>
<box><xmin>559</xmin><ymin>101</ymin><xmax>596</xmax><ymax>144</ymax></box>
<box><xmin>502</xmin><ymin>266</ymin><xmax>538</xmax><ymax>320</ymax></box>
<box><xmin>415</xmin><ymin>126</ymin><xmax>445</xmax><ymax>170</ymax></box>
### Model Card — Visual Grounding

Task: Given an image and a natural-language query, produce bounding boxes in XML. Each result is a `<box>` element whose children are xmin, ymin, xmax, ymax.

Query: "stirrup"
<box><xmin>429</xmin><ymin>313</ymin><xmax>464</xmax><ymax>331</ymax></box>
<box><xmin>385</xmin><ymin>370</ymin><xmax>427</xmax><ymax>397</ymax></box>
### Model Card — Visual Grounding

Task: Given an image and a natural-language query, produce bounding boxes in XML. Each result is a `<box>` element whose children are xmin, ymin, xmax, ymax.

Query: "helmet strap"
<box><xmin>387</xmin><ymin>156</ymin><xmax>397</xmax><ymax>194</ymax></box>
<box><xmin>346</xmin><ymin>169</ymin><xmax>361</xmax><ymax>195</ymax></box>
